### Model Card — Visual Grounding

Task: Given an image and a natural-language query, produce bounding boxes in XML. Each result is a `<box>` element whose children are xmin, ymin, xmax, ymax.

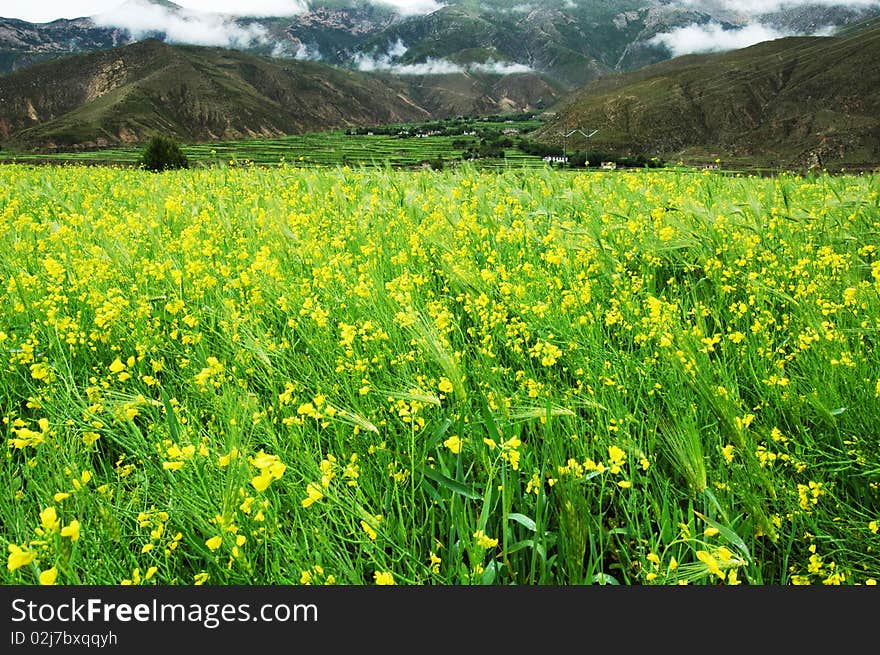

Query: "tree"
<box><xmin>139</xmin><ymin>135</ymin><xmax>188</xmax><ymax>172</ymax></box>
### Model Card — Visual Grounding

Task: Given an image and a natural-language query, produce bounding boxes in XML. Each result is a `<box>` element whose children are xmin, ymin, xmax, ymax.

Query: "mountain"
<box><xmin>0</xmin><ymin>38</ymin><xmax>560</xmax><ymax>151</ymax></box>
<box><xmin>531</xmin><ymin>22</ymin><xmax>880</xmax><ymax>169</ymax></box>
<box><xmin>0</xmin><ymin>39</ymin><xmax>427</xmax><ymax>150</ymax></box>
<box><xmin>4</xmin><ymin>1</ymin><xmax>880</xmax><ymax>88</ymax></box>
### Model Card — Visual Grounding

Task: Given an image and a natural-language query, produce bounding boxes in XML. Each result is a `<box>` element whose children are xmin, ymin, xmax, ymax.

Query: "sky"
<box><xmin>0</xmin><ymin>1</ymin><xmax>444</xmax><ymax>23</ymax></box>
<box><xmin>4</xmin><ymin>0</ymin><xmax>880</xmax><ymax>23</ymax></box>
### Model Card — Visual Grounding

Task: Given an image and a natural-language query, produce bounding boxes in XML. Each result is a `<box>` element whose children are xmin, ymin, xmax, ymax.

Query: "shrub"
<box><xmin>139</xmin><ymin>135</ymin><xmax>188</xmax><ymax>172</ymax></box>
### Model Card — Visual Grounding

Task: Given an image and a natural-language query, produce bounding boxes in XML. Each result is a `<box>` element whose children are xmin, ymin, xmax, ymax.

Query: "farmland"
<box><xmin>1</xmin><ymin>163</ymin><xmax>879</xmax><ymax>585</ymax></box>
<box><xmin>0</xmin><ymin>115</ymin><xmax>551</xmax><ymax>170</ymax></box>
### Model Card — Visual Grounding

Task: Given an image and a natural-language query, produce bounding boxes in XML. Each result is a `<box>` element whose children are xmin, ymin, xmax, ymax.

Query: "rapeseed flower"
<box><xmin>7</xmin><ymin>544</ymin><xmax>35</xmax><ymax>571</ymax></box>
<box><xmin>61</xmin><ymin>520</ymin><xmax>80</xmax><ymax>541</ymax></box>
<box><xmin>374</xmin><ymin>571</ymin><xmax>395</xmax><ymax>585</ymax></box>
<box><xmin>473</xmin><ymin>530</ymin><xmax>498</xmax><ymax>549</ymax></box>
<box><xmin>39</xmin><ymin>567</ymin><xmax>59</xmax><ymax>585</ymax></box>
<box><xmin>302</xmin><ymin>482</ymin><xmax>324</xmax><ymax>508</ymax></box>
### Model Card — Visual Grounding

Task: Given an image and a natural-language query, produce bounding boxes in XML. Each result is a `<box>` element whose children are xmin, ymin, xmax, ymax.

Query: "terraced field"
<box><xmin>0</xmin><ymin>117</ymin><xmax>549</xmax><ymax>169</ymax></box>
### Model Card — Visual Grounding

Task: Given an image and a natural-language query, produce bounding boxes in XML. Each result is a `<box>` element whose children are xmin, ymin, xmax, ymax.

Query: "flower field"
<box><xmin>1</xmin><ymin>163</ymin><xmax>878</xmax><ymax>585</ymax></box>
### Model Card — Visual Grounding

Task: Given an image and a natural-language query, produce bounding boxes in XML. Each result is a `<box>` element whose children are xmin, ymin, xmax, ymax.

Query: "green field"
<box><xmin>0</xmin><ymin>116</ymin><xmax>551</xmax><ymax>170</ymax></box>
<box><xmin>1</xmin><ymin>163</ymin><xmax>878</xmax><ymax>585</ymax></box>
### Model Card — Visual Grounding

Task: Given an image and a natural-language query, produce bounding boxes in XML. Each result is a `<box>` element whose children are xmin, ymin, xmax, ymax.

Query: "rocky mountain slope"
<box><xmin>0</xmin><ymin>37</ymin><xmax>560</xmax><ymax>150</ymax></box>
<box><xmin>532</xmin><ymin>21</ymin><xmax>880</xmax><ymax>169</ymax></box>
<box><xmin>4</xmin><ymin>1</ymin><xmax>880</xmax><ymax>88</ymax></box>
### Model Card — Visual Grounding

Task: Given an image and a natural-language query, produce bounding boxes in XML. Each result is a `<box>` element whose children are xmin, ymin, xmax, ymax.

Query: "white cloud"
<box><xmin>92</xmin><ymin>1</ymin><xmax>282</xmax><ymax>47</ymax></box>
<box><xmin>269</xmin><ymin>40</ymin><xmax>322</xmax><ymax>59</ymax></box>
<box><xmin>471</xmin><ymin>60</ymin><xmax>533</xmax><ymax>74</ymax></box>
<box><xmin>354</xmin><ymin>40</ymin><xmax>531</xmax><ymax>75</ymax></box>
<box><xmin>676</xmin><ymin>0</ymin><xmax>880</xmax><ymax>15</ymax></box>
<box><xmin>355</xmin><ymin>50</ymin><xmax>464</xmax><ymax>74</ymax></box>
<box><xmin>649</xmin><ymin>22</ymin><xmax>791</xmax><ymax>56</ymax></box>
<box><xmin>188</xmin><ymin>0</ymin><xmax>309</xmax><ymax>16</ymax></box>
<box><xmin>387</xmin><ymin>37</ymin><xmax>408</xmax><ymax>58</ymax></box>
<box><xmin>293</xmin><ymin>42</ymin><xmax>322</xmax><ymax>60</ymax></box>
<box><xmin>367</xmin><ymin>1</ymin><xmax>445</xmax><ymax>16</ymax></box>
<box><xmin>4</xmin><ymin>0</ymin><xmax>880</xmax><ymax>23</ymax></box>
<box><xmin>388</xmin><ymin>58</ymin><xmax>466</xmax><ymax>74</ymax></box>
<box><xmin>353</xmin><ymin>38</ymin><xmax>410</xmax><ymax>71</ymax></box>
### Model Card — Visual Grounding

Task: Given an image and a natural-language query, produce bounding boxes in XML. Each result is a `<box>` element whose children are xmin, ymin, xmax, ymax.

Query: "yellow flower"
<box><xmin>53</xmin><ymin>492</ymin><xmax>71</xmax><ymax>502</ymax></box>
<box><xmin>617</xmin><ymin>480</ymin><xmax>632</xmax><ymax>489</ymax></box>
<box><xmin>870</xmin><ymin>521</ymin><xmax>878</xmax><ymax>534</ymax></box>
<box><xmin>360</xmin><ymin>515</ymin><xmax>381</xmax><ymax>541</ymax></box>
<box><xmin>205</xmin><ymin>536</ymin><xmax>223</xmax><ymax>551</ymax></box>
<box><xmin>607</xmin><ymin>445</ymin><xmax>626</xmax><ymax>474</ymax></box>
<box><xmin>7</xmin><ymin>544</ymin><xmax>35</xmax><ymax>571</ymax></box>
<box><xmin>373</xmin><ymin>571</ymin><xmax>395</xmax><ymax>585</ymax></box>
<box><xmin>250</xmin><ymin>451</ymin><xmax>286</xmax><ymax>491</ymax></box>
<box><xmin>40</xmin><ymin>506</ymin><xmax>60</xmax><ymax>532</ymax></box>
<box><xmin>61</xmin><ymin>520</ymin><xmax>80</xmax><ymax>541</ymax></box>
<box><xmin>696</xmin><ymin>550</ymin><xmax>726</xmax><ymax>580</ymax></box>
<box><xmin>704</xmin><ymin>526</ymin><xmax>720</xmax><ymax>537</ymax></box>
<box><xmin>109</xmin><ymin>357</ymin><xmax>126</xmax><ymax>373</ymax></box>
<box><xmin>301</xmin><ymin>482</ymin><xmax>323</xmax><ymax>508</ymax></box>
<box><xmin>39</xmin><ymin>567</ymin><xmax>58</xmax><ymax>585</ymax></box>
<box><xmin>251</xmin><ymin>472</ymin><xmax>273</xmax><ymax>492</ymax></box>
<box><xmin>443</xmin><ymin>435</ymin><xmax>462</xmax><ymax>454</ymax></box>
<box><xmin>361</xmin><ymin>520</ymin><xmax>378</xmax><ymax>541</ymax></box>
<box><xmin>721</xmin><ymin>444</ymin><xmax>735</xmax><ymax>464</ymax></box>
<box><xmin>83</xmin><ymin>430</ymin><xmax>102</xmax><ymax>446</ymax></box>
<box><xmin>438</xmin><ymin>377</ymin><xmax>454</xmax><ymax>394</ymax></box>
<box><xmin>193</xmin><ymin>572</ymin><xmax>209</xmax><ymax>585</ymax></box>
<box><xmin>473</xmin><ymin>530</ymin><xmax>499</xmax><ymax>549</ymax></box>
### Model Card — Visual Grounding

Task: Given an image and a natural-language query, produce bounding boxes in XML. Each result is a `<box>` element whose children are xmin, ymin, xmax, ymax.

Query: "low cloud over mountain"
<box><xmin>649</xmin><ymin>22</ymin><xmax>790</xmax><ymax>56</ymax></box>
<box><xmin>91</xmin><ymin>1</ymin><xmax>295</xmax><ymax>48</ymax></box>
<box><xmin>353</xmin><ymin>38</ymin><xmax>532</xmax><ymax>76</ymax></box>
<box><xmin>648</xmin><ymin>0</ymin><xmax>880</xmax><ymax>56</ymax></box>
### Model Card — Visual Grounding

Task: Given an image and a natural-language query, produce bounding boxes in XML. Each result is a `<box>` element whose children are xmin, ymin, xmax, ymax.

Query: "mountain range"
<box><xmin>536</xmin><ymin>19</ymin><xmax>880</xmax><ymax>169</ymax></box>
<box><xmin>0</xmin><ymin>37</ymin><xmax>562</xmax><ymax>150</ymax></box>
<box><xmin>4</xmin><ymin>1</ymin><xmax>880</xmax><ymax>87</ymax></box>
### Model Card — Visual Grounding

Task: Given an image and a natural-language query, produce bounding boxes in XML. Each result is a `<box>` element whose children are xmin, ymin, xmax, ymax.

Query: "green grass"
<box><xmin>1</xmin><ymin>163</ymin><xmax>878</xmax><ymax>586</ymax></box>
<box><xmin>0</xmin><ymin>117</ymin><xmax>550</xmax><ymax>170</ymax></box>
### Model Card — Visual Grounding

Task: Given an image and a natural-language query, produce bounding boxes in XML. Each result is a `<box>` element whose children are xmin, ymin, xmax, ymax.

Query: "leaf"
<box><xmin>333</xmin><ymin>408</ymin><xmax>379</xmax><ymax>434</ymax></box>
<box><xmin>385</xmin><ymin>390</ymin><xmax>442</xmax><ymax>407</ymax></box>
<box><xmin>159</xmin><ymin>389</ymin><xmax>180</xmax><ymax>442</ymax></box>
<box><xmin>592</xmin><ymin>573</ymin><xmax>620</xmax><ymax>585</ymax></box>
<box><xmin>702</xmin><ymin>487</ymin><xmax>730</xmax><ymax>524</ymax></box>
<box><xmin>507</xmin><ymin>540</ymin><xmax>547</xmax><ymax>561</ymax></box>
<box><xmin>481</xmin><ymin>400</ymin><xmax>502</xmax><ymax>444</ymax></box>
<box><xmin>481</xmin><ymin>561</ymin><xmax>498</xmax><ymax>585</ymax></box>
<box><xmin>419</xmin><ymin>466</ymin><xmax>480</xmax><ymax>500</ymax></box>
<box><xmin>508</xmin><ymin>405</ymin><xmax>575</xmax><ymax>422</ymax></box>
<box><xmin>420</xmin><ymin>479</ymin><xmax>443</xmax><ymax>505</ymax></box>
<box><xmin>508</xmin><ymin>513</ymin><xmax>537</xmax><ymax>532</ymax></box>
<box><xmin>694</xmin><ymin>510</ymin><xmax>752</xmax><ymax>564</ymax></box>
<box><xmin>426</xmin><ymin>417</ymin><xmax>453</xmax><ymax>451</ymax></box>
